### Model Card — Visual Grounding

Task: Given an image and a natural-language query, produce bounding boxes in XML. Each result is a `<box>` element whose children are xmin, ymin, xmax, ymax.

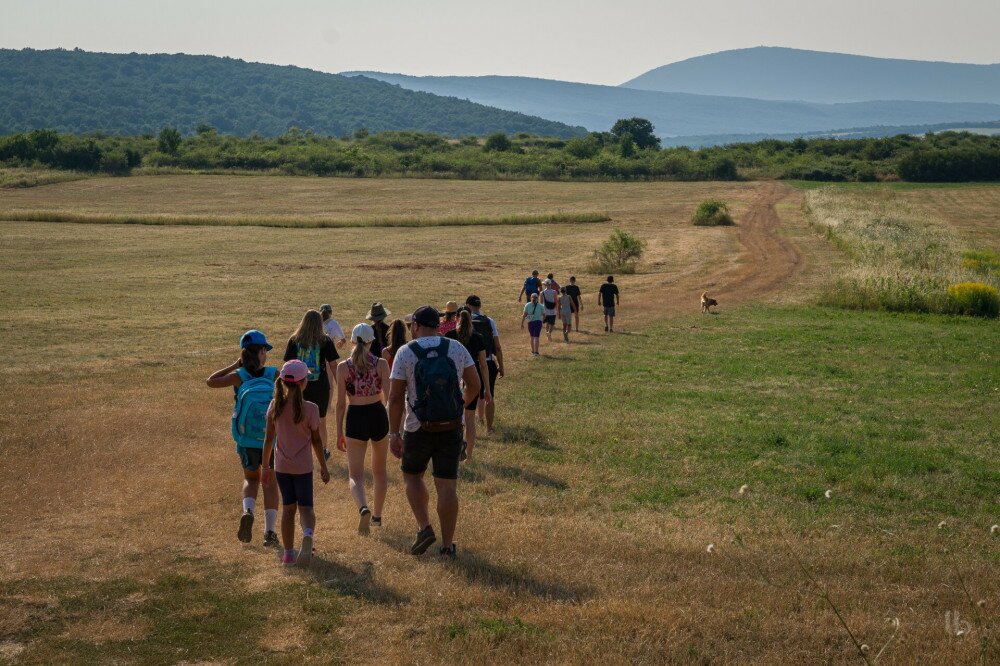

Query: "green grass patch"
<box><xmin>503</xmin><ymin>305</ymin><xmax>1000</xmax><ymax>525</ymax></box>
<box><xmin>0</xmin><ymin>210</ymin><xmax>610</xmax><ymax>230</ymax></box>
<box><xmin>1</xmin><ymin>561</ymin><xmax>345</xmax><ymax>663</ymax></box>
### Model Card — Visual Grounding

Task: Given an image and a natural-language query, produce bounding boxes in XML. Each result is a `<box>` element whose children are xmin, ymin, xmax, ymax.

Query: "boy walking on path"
<box><xmin>465</xmin><ymin>295</ymin><xmax>504</xmax><ymax>433</ymax></box>
<box><xmin>519</xmin><ymin>270</ymin><xmax>542</xmax><ymax>303</ymax></box>
<box><xmin>388</xmin><ymin>306</ymin><xmax>480</xmax><ymax>559</ymax></box>
<box><xmin>540</xmin><ymin>279</ymin><xmax>559</xmax><ymax>341</ymax></box>
<box><xmin>565</xmin><ymin>277</ymin><xmax>582</xmax><ymax>332</ymax></box>
<box><xmin>598</xmin><ymin>276</ymin><xmax>620</xmax><ymax>333</ymax></box>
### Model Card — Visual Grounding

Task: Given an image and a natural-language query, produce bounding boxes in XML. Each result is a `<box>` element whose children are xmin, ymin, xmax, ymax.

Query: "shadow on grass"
<box><xmin>444</xmin><ymin>549</ymin><xmax>593</xmax><ymax>602</ymax></box>
<box><xmin>492</xmin><ymin>424</ymin><xmax>557</xmax><ymax>451</ymax></box>
<box><xmin>485</xmin><ymin>462</ymin><xmax>566</xmax><ymax>489</ymax></box>
<box><xmin>306</xmin><ymin>556</ymin><xmax>408</xmax><ymax>605</ymax></box>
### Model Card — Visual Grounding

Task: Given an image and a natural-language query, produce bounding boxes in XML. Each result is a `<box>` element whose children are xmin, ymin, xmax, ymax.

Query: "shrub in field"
<box><xmin>961</xmin><ymin>250</ymin><xmax>1000</xmax><ymax>277</ymax></box>
<box><xmin>589</xmin><ymin>228</ymin><xmax>646</xmax><ymax>274</ymax></box>
<box><xmin>947</xmin><ymin>282</ymin><xmax>1000</xmax><ymax>318</ymax></box>
<box><xmin>483</xmin><ymin>133</ymin><xmax>513</xmax><ymax>152</ymax></box>
<box><xmin>692</xmin><ymin>199</ymin><xmax>734</xmax><ymax>226</ymax></box>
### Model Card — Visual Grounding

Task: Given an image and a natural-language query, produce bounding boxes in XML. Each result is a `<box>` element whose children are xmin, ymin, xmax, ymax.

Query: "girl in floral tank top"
<box><xmin>335</xmin><ymin>323</ymin><xmax>391</xmax><ymax>535</ymax></box>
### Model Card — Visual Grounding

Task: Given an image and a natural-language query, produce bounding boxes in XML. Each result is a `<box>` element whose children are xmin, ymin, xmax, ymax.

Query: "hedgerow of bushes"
<box><xmin>3</xmin><ymin>126</ymin><xmax>1000</xmax><ymax>182</ymax></box>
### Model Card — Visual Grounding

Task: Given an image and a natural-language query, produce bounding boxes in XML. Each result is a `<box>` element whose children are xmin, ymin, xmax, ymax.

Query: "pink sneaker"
<box><xmin>281</xmin><ymin>550</ymin><xmax>296</xmax><ymax>566</ymax></box>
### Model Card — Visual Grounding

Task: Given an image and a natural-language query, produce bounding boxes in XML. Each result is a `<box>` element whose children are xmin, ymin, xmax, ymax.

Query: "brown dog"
<box><xmin>701</xmin><ymin>291</ymin><xmax>718</xmax><ymax>313</ymax></box>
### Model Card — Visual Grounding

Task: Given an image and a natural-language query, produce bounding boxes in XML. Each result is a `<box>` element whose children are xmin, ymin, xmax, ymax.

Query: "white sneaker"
<box><xmin>297</xmin><ymin>535</ymin><xmax>313</xmax><ymax>568</ymax></box>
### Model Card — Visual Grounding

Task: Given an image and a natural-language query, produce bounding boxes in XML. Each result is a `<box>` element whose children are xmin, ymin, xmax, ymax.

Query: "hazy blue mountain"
<box><xmin>621</xmin><ymin>47</ymin><xmax>1000</xmax><ymax>104</ymax></box>
<box><xmin>344</xmin><ymin>72</ymin><xmax>1000</xmax><ymax>138</ymax></box>
<box><xmin>0</xmin><ymin>48</ymin><xmax>585</xmax><ymax>137</ymax></box>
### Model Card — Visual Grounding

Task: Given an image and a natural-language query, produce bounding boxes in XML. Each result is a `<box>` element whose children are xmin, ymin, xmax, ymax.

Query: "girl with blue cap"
<box><xmin>206</xmin><ymin>329</ymin><xmax>281</xmax><ymax>548</ymax></box>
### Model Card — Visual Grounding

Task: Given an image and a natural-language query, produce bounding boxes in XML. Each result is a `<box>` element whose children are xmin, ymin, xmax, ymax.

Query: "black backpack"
<box><xmin>471</xmin><ymin>313</ymin><xmax>496</xmax><ymax>357</ymax></box>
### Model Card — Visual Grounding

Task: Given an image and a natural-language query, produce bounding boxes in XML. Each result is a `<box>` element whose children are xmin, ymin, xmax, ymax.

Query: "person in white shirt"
<box><xmin>387</xmin><ymin>306</ymin><xmax>479</xmax><ymax>559</ymax></box>
<box><xmin>319</xmin><ymin>304</ymin><xmax>346</xmax><ymax>349</ymax></box>
<box><xmin>539</xmin><ymin>279</ymin><xmax>559</xmax><ymax>342</ymax></box>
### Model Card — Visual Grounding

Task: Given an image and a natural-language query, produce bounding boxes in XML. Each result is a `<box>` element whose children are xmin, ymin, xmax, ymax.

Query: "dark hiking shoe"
<box><xmin>263</xmin><ymin>530</ymin><xmax>280</xmax><ymax>548</ymax></box>
<box><xmin>238</xmin><ymin>510</ymin><xmax>254</xmax><ymax>543</ymax></box>
<box><xmin>410</xmin><ymin>525</ymin><xmax>436</xmax><ymax>555</ymax></box>
<box><xmin>370</xmin><ymin>516</ymin><xmax>382</xmax><ymax>528</ymax></box>
<box><xmin>439</xmin><ymin>544</ymin><xmax>457</xmax><ymax>560</ymax></box>
<box><xmin>358</xmin><ymin>506</ymin><xmax>371</xmax><ymax>536</ymax></box>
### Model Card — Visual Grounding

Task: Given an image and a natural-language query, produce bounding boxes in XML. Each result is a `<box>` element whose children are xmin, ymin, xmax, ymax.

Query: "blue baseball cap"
<box><xmin>239</xmin><ymin>329</ymin><xmax>273</xmax><ymax>350</ymax></box>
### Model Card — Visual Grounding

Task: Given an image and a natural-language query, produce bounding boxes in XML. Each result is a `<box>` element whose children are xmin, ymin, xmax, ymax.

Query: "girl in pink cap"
<box><xmin>262</xmin><ymin>359</ymin><xmax>330</xmax><ymax>567</ymax></box>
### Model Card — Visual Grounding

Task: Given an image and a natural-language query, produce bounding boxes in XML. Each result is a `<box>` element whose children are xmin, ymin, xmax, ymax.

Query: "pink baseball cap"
<box><xmin>279</xmin><ymin>359</ymin><xmax>310</xmax><ymax>383</ymax></box>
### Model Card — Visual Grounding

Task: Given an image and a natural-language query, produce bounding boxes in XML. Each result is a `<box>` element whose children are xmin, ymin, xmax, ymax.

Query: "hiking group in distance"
<box><xmin>206</xmin><ymin>272</ymin><xmax>621</xmax><ymax>566</ymax></box>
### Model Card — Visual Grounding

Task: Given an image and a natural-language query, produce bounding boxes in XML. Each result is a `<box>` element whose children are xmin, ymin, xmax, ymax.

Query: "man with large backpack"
<box><xmin>388</xmin><ymin>306</ymin><xmax>480</xmax><ymax>559</ymax></box>
<box><xmin>465</xmin><ymin>294</ymin><xmax>503</xmax><ymax>433</ymax></box>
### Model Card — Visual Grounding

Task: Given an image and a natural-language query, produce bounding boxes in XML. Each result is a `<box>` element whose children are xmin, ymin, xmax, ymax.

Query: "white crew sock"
<box><xmin>264</xmin><ymin>509</ymin><xmax>278</xmax><ymax>532</ymax></box>
<box><xmin>302</xmin><ymin>527</ymin><xmax>314</xmax><ymax>538</ymax></box>
<box><xmin>242</xmin><ymin>497</ymin><xmax>255</xmax><ymax>513</ymax></box>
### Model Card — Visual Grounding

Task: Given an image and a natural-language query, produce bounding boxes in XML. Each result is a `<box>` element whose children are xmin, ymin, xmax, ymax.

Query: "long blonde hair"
<box><xmin>350</xmin><ymin>338</ymin><xmax>372</xmax><ymax>375</ymax></box>
<box><xmin>272</xmin><ymin>379</ymin><xmax>305</xmax><ymax>424</ymax></box>
<box><xmin>291</xmin><ymin>309</ymin><xmax>325</xmax><ymax>350</ymax></box>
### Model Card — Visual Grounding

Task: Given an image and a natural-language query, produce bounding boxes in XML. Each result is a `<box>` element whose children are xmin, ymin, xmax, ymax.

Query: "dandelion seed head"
<box><xmin>824</xmin><ymin>489</ymin><xmax>833</xmax><ymax>499</ymax></box>
<box><xmin>991</xmin><ymin>524</ymin><xmax>999</xmax><ymax>535</ymax></box>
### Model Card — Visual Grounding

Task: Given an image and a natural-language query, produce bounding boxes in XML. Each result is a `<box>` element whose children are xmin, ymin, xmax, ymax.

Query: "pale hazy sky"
<box><xmin>2</xmin><ymin>0</ymin><xmax>998</xmax><ymax>85</ymax></box>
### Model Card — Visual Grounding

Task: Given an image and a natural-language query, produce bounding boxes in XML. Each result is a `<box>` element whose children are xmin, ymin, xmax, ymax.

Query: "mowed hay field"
<box><xmin>1</xmin><ymin>176</ymin><xmax>998</xmax><ymax>664</ymax></box>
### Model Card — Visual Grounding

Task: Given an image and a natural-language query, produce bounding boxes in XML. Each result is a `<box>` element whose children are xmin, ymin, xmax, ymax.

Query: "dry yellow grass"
<box><xmin>1</xmin><ymin>177</ymin><xmax>995</xmax><ymax>663</ymax></box>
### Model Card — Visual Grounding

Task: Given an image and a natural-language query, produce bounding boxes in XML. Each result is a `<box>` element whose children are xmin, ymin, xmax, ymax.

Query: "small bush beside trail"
<box><xmin>947</xmin><ymin>282</ymin><xmax>1000</xmax><ymax>318</ymax></box>
<box><xmin>589</xmin><ymin>228</ymin><xmax>646</xmax><ymax>274</ymax></box>
<box><xmin>692</xmin><ymin>199</ymin><xmax>734</xmax><ymax>226</ymax></box>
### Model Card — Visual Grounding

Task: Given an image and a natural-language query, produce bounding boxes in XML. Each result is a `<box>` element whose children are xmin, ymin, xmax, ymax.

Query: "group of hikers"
<box><xmin>206</xmin><ymin>272</ymin><xmax>620</xmax><ymax>566</ymax></box>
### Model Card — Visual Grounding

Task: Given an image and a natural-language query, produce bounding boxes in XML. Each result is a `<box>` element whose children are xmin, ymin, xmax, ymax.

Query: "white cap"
<box><xmin>351</xmin><ymin>322</ymin><xmax>375</xmax><ymax>343</ymax></box>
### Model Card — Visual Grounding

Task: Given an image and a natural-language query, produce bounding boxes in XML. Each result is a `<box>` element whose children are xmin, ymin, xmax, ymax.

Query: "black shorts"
<box><xmin>275</xmin><ymin>471</ymin><xmax>313</xmax><ymax>507</ymax></box>
<box><xmin>345</xmin><ymin>401</ymin><xmax>389</xmax><ymax>441</ymax></box>
<box><xmin>304</xmin><ymin>381</ymin><xmax>331</xmax><ymax>418</ymax></box>
<box><xmin>480</xmin><ymin>360</ymin><xmax>498</xmax><ymax>398</ymax></box>
<box><xmin>237</xmin><ymin>446</ymin><xmax>274</xmax><ymax>472</ymax></box>
<box><xmin>401</xmin><ymin>427</ymin><xmax>463</xmax><ymax>480</ymax></box>
<box><xmin>544</xmin><ymin>314</ymin><xmax>556</xmax><ymax>325</ymax></box>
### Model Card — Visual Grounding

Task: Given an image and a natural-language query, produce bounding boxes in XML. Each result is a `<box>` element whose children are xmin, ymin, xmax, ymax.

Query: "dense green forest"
<box><xmin>2</xmin><ymin>125</ymin><xmax>1000</xmax><ymax>182</ymax></box>
<box><xmin>0</xmin><ymin>48</ymin><xmax>583</xmax><ymax>138</ymax></box>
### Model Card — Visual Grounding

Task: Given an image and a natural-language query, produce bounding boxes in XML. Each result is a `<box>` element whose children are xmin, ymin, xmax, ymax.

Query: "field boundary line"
<box><xmin>0</xmin><ymin>210</ymin><xmax>610</xmax><ymax>229</ymax></box>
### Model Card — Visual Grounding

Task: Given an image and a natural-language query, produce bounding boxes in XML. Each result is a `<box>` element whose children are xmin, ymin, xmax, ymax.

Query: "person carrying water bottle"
<box><xmin>387</xmin><ymin>306</ymin><xmax>479</xmax><ymax>559</ymax></box>
<box><xmin>206</xmin><ymin>329</ymin><xmax>281</xmax><ymax>548</ymax></box>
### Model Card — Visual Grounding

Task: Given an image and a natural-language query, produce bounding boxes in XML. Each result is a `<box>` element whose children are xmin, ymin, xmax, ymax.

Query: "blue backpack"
<box><xmin>408</xmin><ymin>338</ymin><xmax>464</xmax><ymax>431</ymax></box>
<box><xmin>231</xmin><ymin>367</ymin><xmax>278</xmax><ymax>448</ymax></box>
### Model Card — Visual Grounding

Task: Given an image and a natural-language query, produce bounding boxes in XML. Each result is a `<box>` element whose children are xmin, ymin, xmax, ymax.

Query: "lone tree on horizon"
<box><xmin>610</xmin><ymin>117</ymin><xmax>660</xmax><ymax>150</ymax></box>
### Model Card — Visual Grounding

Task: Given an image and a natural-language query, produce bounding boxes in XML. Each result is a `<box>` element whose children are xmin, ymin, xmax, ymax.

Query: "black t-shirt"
<box><xmin>599</xmin><ymin>283</ymin><xmax>619</xmax><ymax>306</ymax></box>
<box><xmin>565</xmin><ymin>284</ymin><xmax>581</xmax><ymax>307</ymax></box>
<box><xmin>445</xmin><ymin>330</ymin><xmax>486</xmax><ymax>377</ymax></box>
<box><xmin>283</xmin><ymin>336</ymin><xmax>339</xmax><ymax>393</ymax></box>
<box><xmin>370</xmin><ymin>321</ymin><xmax>390</xmax><ymax>358</ymax></box>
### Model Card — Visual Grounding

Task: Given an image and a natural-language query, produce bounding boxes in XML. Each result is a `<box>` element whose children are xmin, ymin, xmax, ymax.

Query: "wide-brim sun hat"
<box><xmin>366</xmin><ymin>302</ymin><xmax>390</xmax><ymax>322</ymax></box>
<box><xmin>444</xmin><ymin>300</ymin><xmax>459</xmax><ymax>314</ymax></box>
<box><xmin>240</xmin><ymin>329</ymin><xmax>273</xmax><ymax>351</ymax></box>
<box><xmin>280</xmin><ymin>359</ymin><xmax>310</xmax><ymax>382</ymax></box>
<box><xmin>352</xmin><ymin>322</ymin><xmax>375</xmax><ymax>343</ymax></box>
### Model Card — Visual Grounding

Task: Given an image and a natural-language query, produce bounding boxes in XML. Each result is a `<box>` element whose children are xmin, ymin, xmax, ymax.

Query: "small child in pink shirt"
<box><xmin>262</xmin><ymin>359</ymin><xmax>330</xmax><ymax>567</ymax></box>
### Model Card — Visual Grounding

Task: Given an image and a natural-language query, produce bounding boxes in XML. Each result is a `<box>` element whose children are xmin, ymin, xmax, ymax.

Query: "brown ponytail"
<box><xmin>241</xmin><ymin>345</ymin><xmax>264</xmax><ymax>375</ymax></box>
<box><xmin>272</xmin><ymin>378</ymin><xmax>305</xmax><ymax>424</ymax></box>
<box><xmin>456</xmin><ymin>310</ymin><xmax>472</xmax><ymax>345</ymax></box>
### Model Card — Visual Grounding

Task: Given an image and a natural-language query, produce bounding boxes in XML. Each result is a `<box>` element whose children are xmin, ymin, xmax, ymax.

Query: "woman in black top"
<box><xmin>284</xmin><ymin>309</ymin><xmax>339</xmax><ymax>455</ymax></box>
<box><xmin>445</xmin><ymin>311</ymin><xmax>491</xmax><ymax>461</ymax></box>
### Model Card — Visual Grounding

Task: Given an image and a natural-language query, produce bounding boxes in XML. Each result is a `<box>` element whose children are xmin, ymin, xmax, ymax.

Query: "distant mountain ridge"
<box><xmin>345</xmin><ymin>71</ymin><xmax>1000</xmax><ymax>140</ymax></box>
<box><xmin>621</xmin><ymin>47</ymin><xmax>1000</xmax><ymax>104</ymax></box>
<box><xmin>0</xmin><ymin>48</ymin><xmax>585</xmax><ymax>137</ymax></box>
